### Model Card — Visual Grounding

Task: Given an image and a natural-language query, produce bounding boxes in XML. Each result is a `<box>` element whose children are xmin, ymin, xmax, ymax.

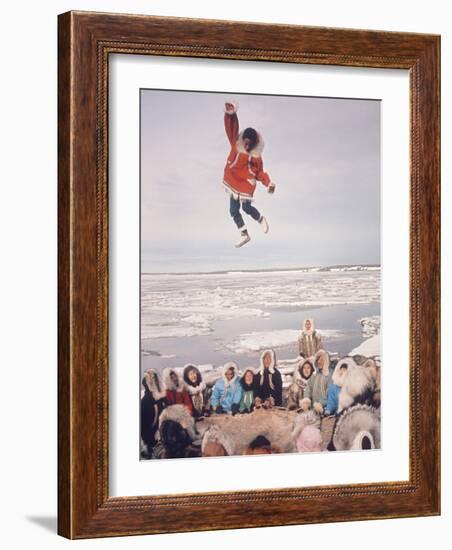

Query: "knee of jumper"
<box><xmin>241</xmin><ymin>201</ymin><xmax>252</xmax><ymax>214</ymax></box>
<box><xmin>229</xmin><ymin>201</ymin><xmax>240</xmax><ymax>217</ymax></box>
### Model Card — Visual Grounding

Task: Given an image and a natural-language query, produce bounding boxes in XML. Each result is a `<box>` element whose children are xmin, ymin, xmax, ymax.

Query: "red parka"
<box><xmin>223</xmin><ymin>103</ymin><xmax>272</xmax><ymax>200</ymax></box>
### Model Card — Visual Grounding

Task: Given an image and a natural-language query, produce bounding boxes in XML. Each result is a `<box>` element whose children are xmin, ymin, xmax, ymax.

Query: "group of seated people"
<box><xmin>141</xmin><ymin>318</ymin><xmax>380</xmax><ymax>458</ymax></box>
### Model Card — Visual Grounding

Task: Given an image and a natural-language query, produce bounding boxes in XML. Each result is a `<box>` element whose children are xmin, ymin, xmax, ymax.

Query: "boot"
<box><xmin>259</xmin><ymin>216</ymin><xmax>269</xmax><ymax>234</ymax></box>
<box><xmin>235</xmin><ymin>228</ymin><xmax>251</xmax><ymax>248</ymax></box>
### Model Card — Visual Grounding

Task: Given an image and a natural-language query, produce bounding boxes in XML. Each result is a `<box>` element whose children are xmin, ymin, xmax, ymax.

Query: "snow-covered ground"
<box><xmin>350</xmin><ymin>334</ymin><xmax>380</xmax><ymax>357</ymax></box>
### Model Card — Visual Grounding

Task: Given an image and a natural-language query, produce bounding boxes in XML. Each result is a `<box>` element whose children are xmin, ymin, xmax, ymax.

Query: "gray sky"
<box><xmin>141</xmin><ymin>90</ymin><xmax>380</xmax><ymax>273</ymax></box>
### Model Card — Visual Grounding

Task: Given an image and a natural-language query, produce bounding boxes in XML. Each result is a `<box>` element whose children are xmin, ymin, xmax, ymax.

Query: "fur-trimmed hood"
<box><xmin>259</xmin><ymin>349</ymin><xmax>276</xmax><ymax>374</ymax></box>
<box><xmin>293</xmin><ymin>358</ymin><xmax>316</xmax><ymax>386</ymax></box>
<box><xmin>224</xmin><ymin>100</ymin><xmax>265</xmax><ymax>157</ymax></box>
<box><xmin>240</xmin><ymin>367</ymin><xmax>256</xmax><ymax>391</ymax></box>
<box><xmin>162</xmin><ymin>368</ymin><xmax>182</xmax><ymax>392</ymax></box>
<box><xmin>143</xmin><ymin>368</ymin><xmax>166</xmax><ymax>400</ymax></box>
<box><xmin>201</xmin><ymin>425</ymin><xmax>234</xmax><ymax>456</ymax></box>
<box><xmin>182</xmin><ymin>364</ymin><xmax>206</xmax><ymax>395</ymax></box>
<box><xmin>159</xmin><ymin>404</ymin><xmax>198</xmax><ymax>442</ymax></box>
<box><xmin>222</xmin><ymin>362</ymin><xmax>239</xmax><ymax>386</ymax></box>
<box><xmin>302</xmin><ymin>318</ymin><xmax>315</xmax><ymax>336</ymax></box>
<box><xmin>235</xmin><ymin>130</ymin><xmax>265</xmax><ymax>157</ymax></box>
<box><xmin>314</xmin><ymin>349</ymin><xmax>331</xmax><ymax>376</ymax></box>
<box><xmin>332</xmin><ymin>356</ymin><xmax>358</xmax><ymax>387</ymax></box>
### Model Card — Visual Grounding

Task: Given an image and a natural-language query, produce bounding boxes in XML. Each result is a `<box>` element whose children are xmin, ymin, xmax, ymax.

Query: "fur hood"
<box><xmin>224</xmin><ymin>100</ymin><xmax>265</xmax><ymax>158</ymax></box>
<box><xmin>314</xmin><ymin>349</ymin><xmax>331</xmax><ymax>376</ymax></box>
<box><xmin>235</xmin><ymin>130</ymin><xmax>265</xmax><ymax>157</ymax></box>
<box><xmin>162</xmin><ymin>368</ymin><xmax>182</xmax><ymax>392</ymax></box>
<box><xmin>143</xmin><ymin>368</ymin><xmax>166</xmax><ymax>400</ymax></box>
<box><xmin>201</xmin><ymin>425</ymin><xmax>234</xmax><ymax>456</ymax></box>
<box><xmin>302</xmin><ymin>318</ymin><xmax>315</xmax><ymax>336</ymax></box>
<box><xmin>222</xmin><ymin>362</ymin><xmax>239</xmax><ymax>386</ymax></box>
<box><xmin>159</xmin><ymin>404</ymin><xmax>198</xmax><ymax>442</ymax></box>
<box><xmin>182</xmin><ymin>364</ymin><xmax>206</xmax><ymax>395</ymax></box>
<box><xmin>332</xmin><ymin>356</ymin><xmax>358</xmax><ymax>387</ymax></box>
<box><xmin>259</xmin><ymin>349</ymin><xmax>276</xmax><ymax>374</ymax></box>
<box><xmin>240</xmin><ymin>367</ymin><xmax>256</xmax><ymax>391</ymax></box>
<box><xmin>293</xmin><ymin>358</ymin><xmax>316</xmax><ymax>385</ymax></box>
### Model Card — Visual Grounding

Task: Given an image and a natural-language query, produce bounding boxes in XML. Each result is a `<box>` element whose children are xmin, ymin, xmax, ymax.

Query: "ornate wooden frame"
<box><xmin>58</xmin><ymin>11</ymin><xmax>440</xmax><ymax>538</ymax></box>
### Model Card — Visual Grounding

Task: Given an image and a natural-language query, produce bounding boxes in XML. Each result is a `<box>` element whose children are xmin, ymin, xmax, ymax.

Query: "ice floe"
<box><xmin>226</xmin><ymin>328</ymin><xmax>345</xmax><ymax>354</ymax></box>
<box><xmin>141</xmin><ymin>268</ymin><xmax>380</xmax><ymax>341</ymax></box>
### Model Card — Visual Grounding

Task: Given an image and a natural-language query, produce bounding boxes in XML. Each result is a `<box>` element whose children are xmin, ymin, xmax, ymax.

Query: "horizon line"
<box><xmin>141</xmin><ymin>263</ymin><xmax>381</xmax><ymax>276</ymax></box>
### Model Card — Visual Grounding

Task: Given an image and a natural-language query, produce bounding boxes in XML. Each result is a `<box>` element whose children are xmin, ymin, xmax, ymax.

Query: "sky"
<box><xmin>141</xmin><ymin>89</ymin><xmax>380</xmax><ymax>273</ymax></box>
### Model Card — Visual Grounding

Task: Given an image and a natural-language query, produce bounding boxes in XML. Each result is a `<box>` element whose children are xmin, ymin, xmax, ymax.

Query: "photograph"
<box><xmin>139</xmin><ymin>89</ymin><xmax>382</xmax><ymax>460</ymax></box>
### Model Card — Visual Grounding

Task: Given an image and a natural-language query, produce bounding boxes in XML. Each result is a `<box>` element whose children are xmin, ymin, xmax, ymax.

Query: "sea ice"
<box><xmin>226</xmin><ymin>328</ymin><xmax>345</xmax><ymax>354</ymax></box>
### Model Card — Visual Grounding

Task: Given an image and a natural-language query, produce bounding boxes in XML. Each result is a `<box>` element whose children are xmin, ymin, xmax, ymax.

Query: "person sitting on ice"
<box><xmin>201</xmin><ymin>425</ymin><xmax>234</xmax><ymax>457</ymax></box>
<box><xmin>253</xmin><ymin>349</ymin><xmax>283</xmax><ymax>408</ymax></box>
<box><xmin>182</xmin><ymin>364</ymin><xmax>208</xmax><ymax>419</ymax></box>
<box><xmin>298</xmin><ymin>318</ymin><xmax>323</xmax><ymax>358</ymax></box>
<box><xmin>287</xmin><ymin>358</ymin><xmax>316</xmax><ymax>410</ymax></box>
<box><xmin>163</xmin><ymin>368</ymin><xmax>193</xmax><ymax>415</ymax></box>
<box><xmin>223</xmin><ymin>100</ymin><xmax>276</xmax><ymax>248</ymax></box>
<box><xmin>305</xmin><ymin>350</ymin><xmax>333</xmax><ymax>415</ymax></box>
<box><xmin>325</xmin><ymin>357</ymin><xmax>358</xmax><ymax>416</ymax></box>
<box><xmin>140</xmin><ymin>369</ymin><xmax>167</xmax><ymax>457</ymax></box>
<box><xmin>210</xmin><ymin>362</ymin><xmax>243</xmax><ymax>415</ymax></box>
<box><xmin>239</xmin><ymin>367</ymin><xmax>256</xmax><ymax>413</ymax></box>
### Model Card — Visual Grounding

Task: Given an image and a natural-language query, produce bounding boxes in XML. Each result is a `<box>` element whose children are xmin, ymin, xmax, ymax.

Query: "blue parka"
<box><xmin>211</xmin><ymin>362</ymin><xmax>243</xmax><ymax>413</ymax></box>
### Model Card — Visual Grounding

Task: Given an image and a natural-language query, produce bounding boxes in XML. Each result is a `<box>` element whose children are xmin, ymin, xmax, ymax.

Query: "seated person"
<box><xmin>254</xmin><ymin>349</ymin><xmax>282</xmax><ymax>408</ymax></box>
<box><xmin>239</xmin><ymin>367</ymin><xmax>256</xmax><ymax>413</ymax></box>
<box><xmin>210</xmin><ymin>362</ymin><xmax>243</xmax><ymax>414</ymax></box>
<box><xmin>163</xmin><ymin>368</ymin><xmax>193</xmax><ymax>414</ymax></box>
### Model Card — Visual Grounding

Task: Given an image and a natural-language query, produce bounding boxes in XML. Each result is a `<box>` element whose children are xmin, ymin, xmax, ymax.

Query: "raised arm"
<box><xmin>224</xmin><ymin>101</ymin><xmax>239</xmax><ymax>146</ymax></box>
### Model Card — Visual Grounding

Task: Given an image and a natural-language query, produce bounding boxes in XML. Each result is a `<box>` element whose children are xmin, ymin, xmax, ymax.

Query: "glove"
<box><xmin>313</xmin><ymin>402</ymin><xmax>324</xmax><ymax>414</ymax></box>
<box><xmin>224</xmin><ymin>101</ymin><xmax>238</xmax><ymax>114</ymax></box>
<box><xmin>268</xmin><ymin>183</ymin><xmax>276</xmax><ymax>194</ymax></box>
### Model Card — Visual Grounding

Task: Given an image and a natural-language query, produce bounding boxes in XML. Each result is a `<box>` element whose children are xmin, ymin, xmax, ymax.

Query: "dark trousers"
<box><xmin>229</xmin><ymin>196</ymin><xmax>261</xmax><ymax>230</ymax></box>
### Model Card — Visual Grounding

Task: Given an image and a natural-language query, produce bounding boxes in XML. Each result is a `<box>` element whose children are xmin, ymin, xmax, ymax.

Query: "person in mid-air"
<box><xmin>223</xmin><ymin>101</ymin><xmax>276</xmax><ymax>248</ymax></box>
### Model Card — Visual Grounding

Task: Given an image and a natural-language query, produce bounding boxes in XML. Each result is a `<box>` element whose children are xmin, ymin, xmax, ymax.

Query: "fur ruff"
<box><xmin>331</xmin><ymin>403</ymin><xmax>381</xmax><ymax>451</ymax></box>
<box><xmin>182</xmin><ymin>364</ymin><xmax>206</xmax><ymax>395</ymax></box>
<box><xmin>222</xmin><ymin>362</ymin><xmax>239</xmax><ymax>386</ymax></box>
<box><xmin>314</xmin><ymin>349</ymin><xmax>331</xmax><ymax>375</ymax></box>
<box><xmin>293</xmin><ymin>359</ymin><xmax>316</xmax><ymax>386</ymax></box>
<box><xmin>235</xmin><ymin>130</ymin><xmax>265</xmax><ymax>157</ymax></box>
<box><xmin>240</xmin><ymin>367</ymin><xmax>256</xmax><ymax>390</ymax></box>
<box><xmin>332</xmin><ymin>357</ymin><xmax>358</xmax><ymax>387</ymax></box>
<box><xmin>201</xmin><ymin>425</ymin><xmax>234</xmax><ymax>456</ymax></box>
<box><xmin>162</xmin><ymin>368</ymin><xmax>181</xmax><ymax>392</ymax></box>
<box><xmin>158</xmin><ymin>404</ymin><xmax>198</xmax><ymax>442</ymax></box>
<box><xmin>143</xmin><ymin>369</ymin><xmax>166</xmax><ymax>400</ymax></box>
<box><xmin>302</xmin><ymin>318</ymin><xmax>315</xmax><ymax>337</ymax></box>
<box><xmin>259</xmin><ymin>349</ymin><xmax>276</xmax><ymax>375</ymax></box>
<box><xmin>337</xmin><ymin>361</ymin><xmax>377</xmax><ymax>413</ymax></box>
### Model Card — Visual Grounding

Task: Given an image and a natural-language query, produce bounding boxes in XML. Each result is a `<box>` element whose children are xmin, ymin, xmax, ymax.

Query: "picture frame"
<box><xmin>58</xmin><ymin>10</ymin><xmax>440</xmax><ymax>538</ymax></box>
